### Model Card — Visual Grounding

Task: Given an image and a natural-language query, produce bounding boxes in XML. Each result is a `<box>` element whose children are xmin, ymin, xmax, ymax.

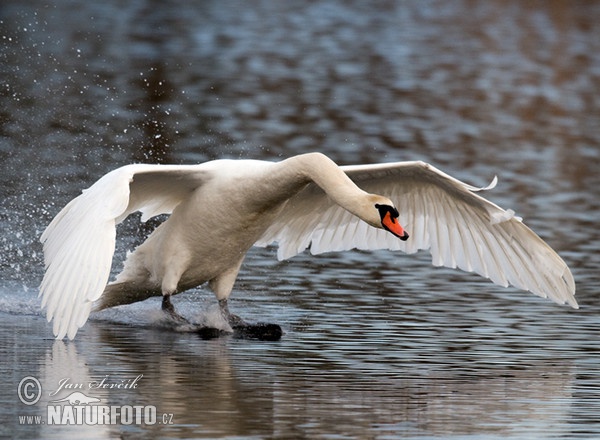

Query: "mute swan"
<box><xmin>39</xmin><ymin>152</ymin><xmax>577</xmax><ymax>339</ymax></box>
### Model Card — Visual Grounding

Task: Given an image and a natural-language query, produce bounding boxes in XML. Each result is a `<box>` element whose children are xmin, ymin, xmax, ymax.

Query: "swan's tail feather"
<box><xmin>94</xmin><ymin>282</ymin><xmax>161</xmax><ymax>312</ymax></box>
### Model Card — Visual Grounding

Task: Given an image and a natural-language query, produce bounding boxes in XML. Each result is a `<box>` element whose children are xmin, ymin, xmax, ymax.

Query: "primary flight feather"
<box><xmin>39</xmin><ymin>153</ymin><xmax>577</xmax><ymax>339</ymax></box>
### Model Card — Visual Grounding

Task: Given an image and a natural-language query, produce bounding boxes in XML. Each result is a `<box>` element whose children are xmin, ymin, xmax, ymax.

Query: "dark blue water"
<box><xmin>2</xmin><ymin>1</ymin><xmax>599</xmax><ymax>438</ymax></box>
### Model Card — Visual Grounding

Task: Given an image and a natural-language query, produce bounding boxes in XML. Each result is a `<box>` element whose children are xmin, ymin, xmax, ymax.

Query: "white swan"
<box><xmin>39</xmin><ymin>152</ymin><xmax>577</xmax><ymax>339</ymax></box>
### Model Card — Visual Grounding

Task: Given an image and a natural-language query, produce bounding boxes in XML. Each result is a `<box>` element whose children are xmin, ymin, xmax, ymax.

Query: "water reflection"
<box><xmin>22</xmin><ymin>320</ymin><xmax>578</xmax><ymax>439</ymax></box>
<box><xmin>37</xmin><ymin>342</ymin><xmax>113</xmax><ymax>439</ymax></box>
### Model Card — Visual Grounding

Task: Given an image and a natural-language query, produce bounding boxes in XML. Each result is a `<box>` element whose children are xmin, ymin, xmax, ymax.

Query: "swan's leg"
<box><xmin>161</xmin><ymin>294</ymin><xmax>189</xmax><ymax>324</ymax></box>
<box><xmin>209</xmin><ymin>259</ymin><xmax>245</xmax><ymax>327</ymax></box>
<box><xmin>218</xmin><ymin>298</ymin><xmax>246</xmax><ymax>327</ymax></box>
<box><xmin>161</xmin><ymin>267</ymin><xmax>189</xmax><ymax>324</ymax></box>
<box><xmin>206</xmin><ymin>260</ymin><xmax>282</xmax><ymax>341</ymax></box>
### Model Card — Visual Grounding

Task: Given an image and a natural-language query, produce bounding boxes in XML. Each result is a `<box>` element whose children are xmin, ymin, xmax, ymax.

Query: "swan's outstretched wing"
<box><xmin>255</xmin><ymin>161</ymin><xmax>577</xmax><ymax>308</ymax></box>
<box><xmin>39</xmin><ymin>164</ymin><xmax>210</xmax><ymax>339</ymax></box>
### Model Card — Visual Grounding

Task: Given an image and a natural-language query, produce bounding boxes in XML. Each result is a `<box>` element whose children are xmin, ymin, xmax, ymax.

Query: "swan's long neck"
<box><xmin>286</xmin><ymin>153</ymin><xmax>377</xmax><ymax>224</ymax></box>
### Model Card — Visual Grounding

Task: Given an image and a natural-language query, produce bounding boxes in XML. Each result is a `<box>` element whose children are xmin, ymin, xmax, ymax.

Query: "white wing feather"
<box><xmin>39</xmin><ymin>163</ymin><xmax>210</xmax><ymax>339</ymax></box>
<box><xmin>255</xmin><ymin>161</ymin><xmax>577</xmax><ymax>309</ymax></box>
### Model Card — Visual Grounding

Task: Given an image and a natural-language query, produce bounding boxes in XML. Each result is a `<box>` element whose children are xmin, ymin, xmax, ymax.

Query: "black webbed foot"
<box><xmin>196</xmin><ymin>322</ymin><xmax>283</xmax><ymax>341</ymax></box>
<box><xmin>193</xmin><ymin>299</ymin><xmax>283</xmax><ymax>341</ymax></box>
<box><xmin>231</xmin><ymin>323</ymin><xmax>283</xmax><ymax>341</ymax></box>
<box><xmin>162</xmin><ymin>294</ymin><xmax>189</xmax><ymax>325</ymax></box>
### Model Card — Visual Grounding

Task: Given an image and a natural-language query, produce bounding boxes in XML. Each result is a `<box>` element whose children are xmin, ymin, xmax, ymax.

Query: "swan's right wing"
<box><xmin>255</xmin><ymin>161</ymin><xmax>577</xmax><ymax>309</ymax></box>
<box><xmin>39</xmin><ymin>164</ymin><xmax>209</xmax><ymax>339</ymax></box>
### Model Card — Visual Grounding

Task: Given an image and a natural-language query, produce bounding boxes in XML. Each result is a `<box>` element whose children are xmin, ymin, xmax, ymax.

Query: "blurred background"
<box><xmin>1</xmin><ymin>1</ymin><xmax>600</xmax><ymax>438</ymax></box>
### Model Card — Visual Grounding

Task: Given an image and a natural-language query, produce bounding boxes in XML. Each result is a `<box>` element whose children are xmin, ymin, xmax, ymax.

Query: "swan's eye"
<box><xmin>375</xmin><ymin>203</ymin><xmax>399</xmax><ymax>220</ymax></box>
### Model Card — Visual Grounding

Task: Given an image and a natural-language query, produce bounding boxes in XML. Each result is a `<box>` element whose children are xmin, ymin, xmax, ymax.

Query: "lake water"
<box><xmin>1</xmin><ymin>1</ymin><xmax>600</xmax><ymax>438</ymax></box>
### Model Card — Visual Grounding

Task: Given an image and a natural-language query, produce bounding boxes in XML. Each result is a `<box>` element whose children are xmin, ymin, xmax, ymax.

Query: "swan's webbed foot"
<box><xmin>233</xmin><ymin>322</ymin><xmax>283</xmax><ymax>341</ymax></box>
<box><xmin>162</xmin><ymin>294</ymin><xmax>189</xmax><ymax>325</ymax></box>
<box><xmin>213</xmin><ymin>299</ymin><xmax>283</xmax><ymax>341</ymax></box>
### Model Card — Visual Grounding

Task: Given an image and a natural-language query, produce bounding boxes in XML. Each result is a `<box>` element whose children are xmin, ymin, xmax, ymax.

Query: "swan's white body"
<box><xmin>39</xmin><ymin>153</ymin><xmax>577</xmax><ymax>339</ymax></box>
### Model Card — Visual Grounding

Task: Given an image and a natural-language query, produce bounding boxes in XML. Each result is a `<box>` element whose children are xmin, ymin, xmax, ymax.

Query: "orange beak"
<box><xmin>382</xmin><ymin>211</ymin><xmax>409</xmax><ymax>241</ymax></box>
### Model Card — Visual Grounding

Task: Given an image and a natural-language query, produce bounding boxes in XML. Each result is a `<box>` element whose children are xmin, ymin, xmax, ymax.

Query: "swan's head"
<box><xmin>375</xmin><ymin>203</ymin><xmax>409</xmax><ymax>241</ymax></box>
<box><xmin>364</xmin><ymin>195</ymin><xmax>409</xmax><ymax>241</ymax></box>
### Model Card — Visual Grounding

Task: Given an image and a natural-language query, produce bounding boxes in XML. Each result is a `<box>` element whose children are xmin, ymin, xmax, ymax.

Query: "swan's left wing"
<box><xmin>39</xmin><ymin>163</ymin><xmax>210</xmax><ymax>339</ymax></box>
<box><xmin>255</xmin><ymin>161</ymin><xmax>577</xmax><ymax>308</ymax></box>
